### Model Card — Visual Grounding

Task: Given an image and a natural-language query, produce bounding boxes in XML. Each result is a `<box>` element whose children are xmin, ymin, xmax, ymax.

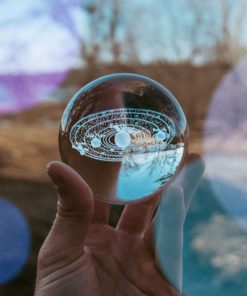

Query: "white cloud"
<box><xmin>0</xmin><ymin>0</ymin><xmax>81</xmax><ymax>73</ymax></box>
<box><xmin>192</xmin><ymin>214</ymin><xmax>247</xmax><ymax>280</ymax></box>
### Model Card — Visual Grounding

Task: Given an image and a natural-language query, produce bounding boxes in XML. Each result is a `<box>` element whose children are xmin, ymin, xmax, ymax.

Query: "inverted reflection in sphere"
<box><xmin>59</xmin><ymin>73</ymin><xmax>188</xmax><ymax>204</ymax></box>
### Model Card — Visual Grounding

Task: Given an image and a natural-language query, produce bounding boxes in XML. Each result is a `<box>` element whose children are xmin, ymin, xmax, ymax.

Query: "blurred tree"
<box><xmin>159</xmin><ymin>0</ymin><xmax>247</xmax><ymax>65</ymax></box>
<box><xmin>186</xmin><ymin>0</ymin><xmax>247</xmax><ymax>65</ymax></box>
<box><xmin>208</xmin><ymin>0</ymin><xmax>247</xmax><ymax>65</ymax></box>
<box><xmin>82</xmin><ymin>0</ymin><xmax>128</xmax><ymax>66</ymax></box>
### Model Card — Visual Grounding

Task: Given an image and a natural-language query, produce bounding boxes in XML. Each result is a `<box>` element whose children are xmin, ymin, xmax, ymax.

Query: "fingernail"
<box><xmin>46</xmin><ymin>166</ymin><xmax>64</xmax><ymax>186</ymax></box>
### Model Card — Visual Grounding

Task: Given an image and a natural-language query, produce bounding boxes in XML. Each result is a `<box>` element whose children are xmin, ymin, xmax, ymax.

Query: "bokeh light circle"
<box><xmin>0</xmin><ymin>198</ymin><xmax>30</xmax><ymax>285</ymax></box>
<box><xmin>0</xmin><ymin>0</ymin><xmax>81</xmax><ymax>114</ymax></box>
<box><xmin>203</xmin><ymin>57</ymin><xmax>247</xmax><ymax>229</ymax></box>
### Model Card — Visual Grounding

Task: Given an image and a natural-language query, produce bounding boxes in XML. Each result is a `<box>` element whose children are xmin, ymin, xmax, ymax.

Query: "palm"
<box><xmin>84</xmin><ymin>223</ymin><xmax>170</xmax><ymax>296</ymax></box>
<box><xmin>36</xmin><ymin>199</ymin><xmax>176</xmax><ymax>296</ymax></box>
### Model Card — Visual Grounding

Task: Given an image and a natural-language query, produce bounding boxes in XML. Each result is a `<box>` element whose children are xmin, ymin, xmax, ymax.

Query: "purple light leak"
<box><xmin>203</xmin><ymin>57</ymin><xmax>247</xmax><ymax>229</ymax></box>
<box><xmin>0</xmin><ymin>71</ymin><xmax>66</xmax><ymax>114</ymax></box>
<box><xmin>204</xmin><ymin>58</ymin><xmax>247</xmax><ymax>137</ymax></box>
<box><xmin>0</xmin><ymin>0</ymin><xmax>83</xmax><ymax>115</ymax></box>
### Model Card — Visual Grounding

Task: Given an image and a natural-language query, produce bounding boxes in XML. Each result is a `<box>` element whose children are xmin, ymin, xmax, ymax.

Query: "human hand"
<box><xmin>35</xmin><ymin>153</ymin><xmax>204</xmax><ymax>296</ymax></box>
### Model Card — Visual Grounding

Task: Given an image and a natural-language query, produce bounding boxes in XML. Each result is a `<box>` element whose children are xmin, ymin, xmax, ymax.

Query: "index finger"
<box><xmin>174</xmin><ymin>153</ymin><xmax>205</xmax><ymax>213</ymax></box>
<box><xmin>143</xmin><ymin>153</ymin><xmax>205</xmax><ymax>248</ymax></box>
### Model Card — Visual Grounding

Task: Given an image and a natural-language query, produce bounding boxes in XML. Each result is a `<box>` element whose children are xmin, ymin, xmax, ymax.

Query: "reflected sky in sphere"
<box><xmin>0</xmin><ymin>198</ymin><xmax>30</xmax><ymax>285</ymax></box>
<box><xmin>59</xmin><ymin>73</ymin><xmax>188</xmax><ymax>204</ymax></box>
<box><xmin>0</xmin><ymin>0</ymin><xmax>81</xmax><ymax>114</ymax></box>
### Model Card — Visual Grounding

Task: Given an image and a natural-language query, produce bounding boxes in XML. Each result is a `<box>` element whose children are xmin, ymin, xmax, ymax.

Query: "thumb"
<box><xmin>155</xmin><ymin>186</ymin><xmax>185</xmax><ymax>293</ymax></box>
<box><xmin>43</xmin><ymin>161</ymin><xmax>94</xmax><ymax>254</ymax></box>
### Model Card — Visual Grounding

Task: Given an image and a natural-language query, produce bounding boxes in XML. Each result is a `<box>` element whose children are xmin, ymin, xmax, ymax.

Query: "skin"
<box><xmin>35</xmin><ymin>153</ymin><xmax>205</xmax><ymax>296</ymax></box>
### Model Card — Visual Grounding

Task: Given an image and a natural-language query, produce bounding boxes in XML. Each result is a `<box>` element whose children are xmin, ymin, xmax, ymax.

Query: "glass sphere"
<box><xmin>59</xmin><ymin>73</ymin><xmax>188</xmax><ymax>204</ymax></box>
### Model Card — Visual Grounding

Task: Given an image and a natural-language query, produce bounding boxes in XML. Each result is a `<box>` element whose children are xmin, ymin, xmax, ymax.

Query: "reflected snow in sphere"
<box><xmin>59</xmin><ymin>73</ymin><xmax>188</xmax><ymax>204</ymax></box>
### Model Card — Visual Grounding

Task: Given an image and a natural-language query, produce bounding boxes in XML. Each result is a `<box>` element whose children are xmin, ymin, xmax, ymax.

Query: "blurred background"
<box><xmin>0</xmin><ymin>0</ymin><xmax>247</xmax><ymax>295</ymax></box>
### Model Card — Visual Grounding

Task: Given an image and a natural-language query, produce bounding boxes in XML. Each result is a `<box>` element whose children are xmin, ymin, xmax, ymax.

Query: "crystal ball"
<box><xmin>59</xmin><ymin>73</ymin><xmax>188</xmax><ymax>204</ymax></box>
